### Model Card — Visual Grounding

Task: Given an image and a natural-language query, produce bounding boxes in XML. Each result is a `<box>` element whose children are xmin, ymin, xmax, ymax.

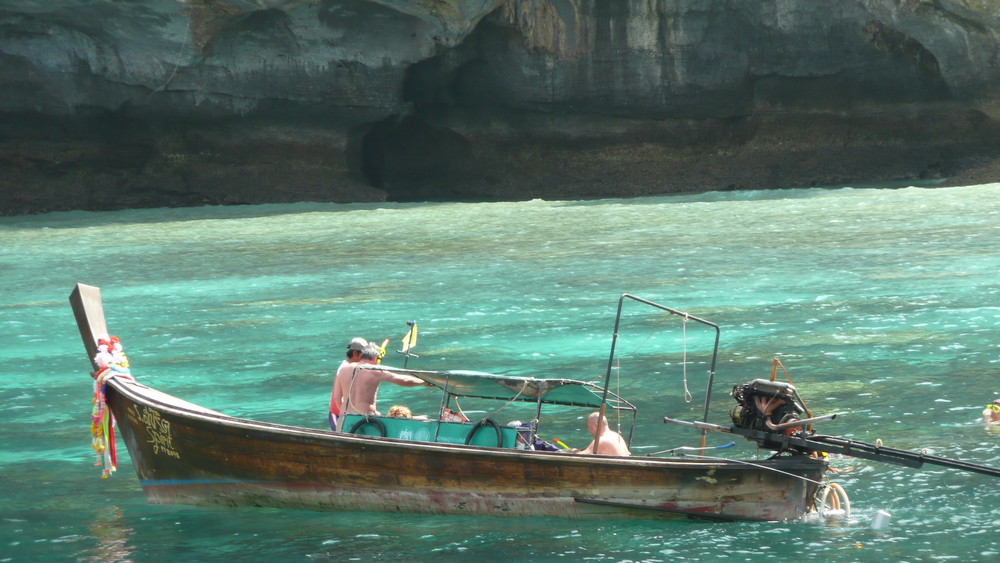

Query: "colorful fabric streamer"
<box><xmin>90</xmin><ymin>336</ymin><xmax>133</xmax><ymax>478</ymax></box>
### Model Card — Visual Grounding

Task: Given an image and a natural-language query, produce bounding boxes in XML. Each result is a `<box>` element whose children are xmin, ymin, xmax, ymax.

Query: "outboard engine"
<box><xmin>730</xmin><ymin>379</ymin><xmax>809</xmax><ymax>433</ymax></box>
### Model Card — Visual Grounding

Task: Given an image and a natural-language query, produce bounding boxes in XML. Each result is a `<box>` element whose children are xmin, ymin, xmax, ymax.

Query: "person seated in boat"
<box><xmin>334</xmin><ymin>343</ymin><xmax>431</xmax><ymax>429</ymax></box>
<box><xmin>388</xmin><ymin>404</ymin><xmax>429</xmax><ymax>421</ymax></box>
<box><xmin>983</xmin><ymin>398</ymin><xmax>1000</xmax><ymax>425</ymax></box>
<box><xmin>388</xmin><ymin>405</ymin><xmax>412</xmax><ymax>418</ymax></box>
<box><xmin>570</xmin><ymin>412</ymin><xmax>631</xmax><ymax>456</ymax></box>
<box><xmin>329</xmin><ymin>337</ymin><xmax>369</xmax><ymax>430</ymax></box>
<box><xmin>507</xmin><ymin>420</ymin><xmax>561</xmax><ymax>451</ymax></box>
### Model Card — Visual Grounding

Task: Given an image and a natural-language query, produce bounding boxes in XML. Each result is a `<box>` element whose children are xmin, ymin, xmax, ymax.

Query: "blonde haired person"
<box><xmin>983</xmin><ymin>398</ymin><xmax>1000</xmax><ymax>425</ymax></box>
<box><xmin>388</xmin><ymin>405</ymin><xmax>412</xmax><ymax>418</ymax></box>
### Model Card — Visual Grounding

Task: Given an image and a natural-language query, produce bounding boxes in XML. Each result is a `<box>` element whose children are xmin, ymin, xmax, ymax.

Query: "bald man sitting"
<box><xmin>572</xmin><ymin>412</ymin><xmax>631</xmax><ymax>456</ymax></box>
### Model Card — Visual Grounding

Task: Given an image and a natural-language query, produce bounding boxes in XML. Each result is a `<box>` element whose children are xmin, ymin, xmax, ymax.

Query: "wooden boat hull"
<box><xmin>107</xmin><ymin>376</ymin><xmax>825</xmax><ymax>521</ymax></box>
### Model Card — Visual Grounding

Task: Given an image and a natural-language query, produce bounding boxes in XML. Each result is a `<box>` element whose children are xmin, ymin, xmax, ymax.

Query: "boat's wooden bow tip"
<box><xmin>70</xmin><ymin>283</ymin><xmax>108</xmax><ymax>371</ymax></box>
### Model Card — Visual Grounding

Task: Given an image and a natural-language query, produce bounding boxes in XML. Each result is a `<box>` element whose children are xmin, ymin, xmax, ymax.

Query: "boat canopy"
<box><xmin>357</xmin><ymin>365</ymin><xmax>636</xmax><ymax>412</ymax></box>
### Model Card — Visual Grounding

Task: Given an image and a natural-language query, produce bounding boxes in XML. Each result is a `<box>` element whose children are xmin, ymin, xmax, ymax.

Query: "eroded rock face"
<box><xmin>1</xmin><ymin>0</ymin><xmax>999</xmax><ymax>214</ymax></box>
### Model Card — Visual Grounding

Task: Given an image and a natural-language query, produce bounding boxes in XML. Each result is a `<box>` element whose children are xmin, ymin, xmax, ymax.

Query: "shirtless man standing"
<box><xmin>328</xmin><ymin>337</ymin><xmax>367</xmax><ymax>430</ymax></box>
<box><xmin>333</xmin><ymin>343</ymin><xmax>429</xmax><ymax>429</ymax></box>
<box><xmin>572</xmin><ymin>411</ymin><xmax>631</xmax><ymax>456</ymax></box>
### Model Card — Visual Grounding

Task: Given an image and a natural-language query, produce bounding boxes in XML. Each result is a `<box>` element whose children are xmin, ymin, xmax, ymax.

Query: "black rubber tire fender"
<box><xmin>349</xmin><ymin>416</ymin><xmax>387</xmax><ymax>437</ymax></box>
<box><xmin>465</xmin><ymin>417</ymin><xmax>503</xmax><ymax>447</ymax></box>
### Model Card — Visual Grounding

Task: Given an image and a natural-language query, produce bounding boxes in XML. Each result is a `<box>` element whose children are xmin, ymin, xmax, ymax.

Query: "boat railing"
<box><xmin>350</xmin><ymin>364</ymin><xmax>637</xmax><ymax>450</ymax></box>
<box><xmin>604</xmin><ymin>294</ymin><xmax>721</xmax><ymax>449</ymax></box>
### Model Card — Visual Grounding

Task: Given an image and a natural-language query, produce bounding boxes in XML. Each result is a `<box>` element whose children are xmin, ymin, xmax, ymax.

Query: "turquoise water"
<box><xmin>2</xmin><ymin>184</ymin><xmax>1000</xmax><ymax>561</ymax></box>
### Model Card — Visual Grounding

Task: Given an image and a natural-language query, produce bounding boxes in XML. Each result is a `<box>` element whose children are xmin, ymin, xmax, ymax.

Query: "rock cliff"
<box><xmin>2</xmin><ymin>0</ymin><xmax>999</xmax><ymax>214</ymax></box>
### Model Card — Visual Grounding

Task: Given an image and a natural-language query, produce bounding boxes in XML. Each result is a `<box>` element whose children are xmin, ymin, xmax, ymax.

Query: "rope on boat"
<box><xmin>677</xmin><ymin>453</ymin><xmax>854</xmax><ymax>520</ymax></box>
<box><xmin>616</xmin><ymin>312</ymin><xmax>693</xmax><ymax>403</ymax></box>
<box><xmin>653</xmin><ymin>452</ymin><xmax>828</xmax><ymax>487</ymax></box>
<box><xmin>648</xmin><ymin>442</ymin><xmax>735</xmax><ymax>456</ymax></box>
<box><xmin>643</xmin><ymin>448</ymin><xmax>853</xmax><ymax>521</ymax></box>
<box><xmin>479</xmin><ymin>380</ymin><xmax>527</xmax><ymax>420</ymax></box>
<box><xmin>681</xmin><ymin>314</ymin><xmax>693</xmax><ymax>403</ymax></box>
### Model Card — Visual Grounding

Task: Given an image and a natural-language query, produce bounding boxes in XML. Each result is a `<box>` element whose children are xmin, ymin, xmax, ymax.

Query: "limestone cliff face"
<box><xmin>2</xmin><ymin>0</ymin><xmax>999</xmax><ymax>214</ymax></box>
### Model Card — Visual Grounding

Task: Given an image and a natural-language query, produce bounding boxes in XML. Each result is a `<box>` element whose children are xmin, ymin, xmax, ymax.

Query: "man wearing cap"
<box><xmin>333</xmin><ymin>343</ymin><xmax>430</xmax><ymax>429</ymax></box>
<box><xmin>329</xmin><ymin>337</ymin><xmax>369</xmax><ymax>430</ymax></box>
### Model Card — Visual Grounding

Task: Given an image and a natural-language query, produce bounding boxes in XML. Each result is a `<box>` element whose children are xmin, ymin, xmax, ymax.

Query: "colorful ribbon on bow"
<box><xmin>90</xmin><ymin>336</ymin><xmax>133</xmax><ymax>478</ymax></box>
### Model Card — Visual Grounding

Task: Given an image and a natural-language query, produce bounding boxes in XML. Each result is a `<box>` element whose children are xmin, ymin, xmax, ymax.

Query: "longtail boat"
<box><xmin>72</xmin><ymin>283</ymin><xmax>839</xmax><ymax>521</ymax></box>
